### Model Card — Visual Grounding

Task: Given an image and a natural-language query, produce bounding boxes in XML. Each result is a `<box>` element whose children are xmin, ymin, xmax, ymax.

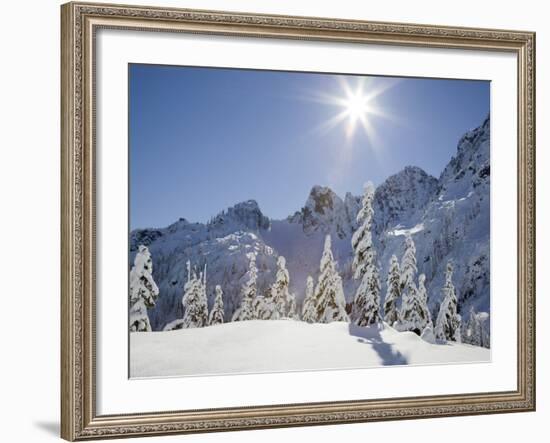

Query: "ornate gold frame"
<box><xmin>61</xmin><ymin>2</ymin><xmax>536</xmax><ymax>440</ymax></box>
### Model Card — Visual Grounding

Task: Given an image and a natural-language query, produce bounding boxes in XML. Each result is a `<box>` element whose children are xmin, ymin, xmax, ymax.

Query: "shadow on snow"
<box><xmin>348</xmin><ymin>323</ymin><xmax>408</xmax><ymax>366</ymax></box>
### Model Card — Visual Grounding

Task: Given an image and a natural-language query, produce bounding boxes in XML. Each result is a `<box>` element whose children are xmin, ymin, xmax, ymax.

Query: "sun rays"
<box><xmin>308</xmin><ymin>76</ymin><xmax>397</xmax><ymax>147</ymax></box>
<box><xmin>296</xmin><ymin>76</ymin><xmax>397</xmax><ymax>187</ymax></box>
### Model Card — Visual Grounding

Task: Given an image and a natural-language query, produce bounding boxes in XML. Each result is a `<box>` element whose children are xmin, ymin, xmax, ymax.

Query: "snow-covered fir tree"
<box><xmin>129</xmin><ymin>245</ymin><xmax>159</xmax><ymax>332</ymax></box>
<box><xmin>208</xmin><ymin>285</ymin><xmax>225</xmax><ymax>326</ymax></box>
<box><xmin>418</xmin><ymin>274</ymin><xmax>432</xmax><ymax>312</ymax></box>
<box><xmin>232</xmin><ymin>254</ymin><xmax>258</xmax><ymax>321</ymax></box>
<box><xmin>417</xmin><ymin>274</ymin><xmax>432</xmax><ymax>325</ymax></box>
<box><xmin>287</xmin><ymin>292</ymin><xmax>299</xmax><ymax>320</ymax></box>
<box><xmin>200</xmin><ymin>265</ymin><xmax>208</xmax><ymax>315</ymax></box>
<box><xmin>397</xmin><ymin>234</ymin><xmax>423</xmax><ymax>333</ymax></box>
<box><xmin>351</xmin><ymin>182</ymin><xmax>380</xmax><ymax>326</ymax></box>
<box><xmin>420</xmin><ymin>323</ymin><xmax>437</xmax><ymax>344</ymax></box>
<box><xmin>129</xmin><ymin>289</ymin><xmax>153</xmax><ymax>333</ymax></box>
<box><xmin>462</xmin><ymin>307</ymin><xmax>489</xmax><ymax>347</ymax></box>
<box><xmin>314</xmin><ymin>235</ymin><xmax>349</xmax><ymax>323</ymax></box>
<box><xmin>182</xmin><ymin>261</ymin><xmax>208</xmax><ymax>328</ymax></box>
<box><xmin>383</xmin><ymin>255</ymin><xmax>401</xmax><ymax>326</ymax></box>
<box><xmin>353</xmin><ymin>267</ymin><xmax>381</xmax><ymax>326</ymax></box>
<box><xmin>271</xmin><ymin>256</ymin><xmax>291</xmax><ymax>319</ymax></box>
<box><xmin>463</xmin><ymin>306</ymin><xmax>480</xmax><ymax>346</ymax></box>
<box><xmin>400</xmin><ymin>234</ymin><xmax>418</xmax><ymax>293</ymax></box>
<box><xmin>301</xmin><ymin>275</ymin><xmax>317</xmax><ymax>323</ymax></box>
<box><xmin>252</xmin><ymin>294</ymin><xmax>270</xmax><ymax>320</ymax></box>
<box><xmin>253</xmin><ymin>284</ymin><xmax>280</xmax><ymax>320</ymax></box>
<box><xmin>400</xmin><ymin>273</ymin><xmax>431</xmax><ymax>335</ymax></box>
<box><xmin>435</xmin><ymin>262</ymin><xmax>462</xmax><ymax>342</ymax></box>
<box><xmin>479</xmin><ymin>315</ymin><xmax>490</xmax><ymax>348</ymax></box>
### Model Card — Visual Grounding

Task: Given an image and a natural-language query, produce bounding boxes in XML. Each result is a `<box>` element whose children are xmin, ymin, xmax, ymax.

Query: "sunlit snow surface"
<box><xmin>130</xmin><ymin>320</ymin><xmax>489</xmax><ymax>378</ymax></box>
<box><xmin>390</xmin><ymin>223</ymin><xmax>425</xmax><ymax>237</ymax></box>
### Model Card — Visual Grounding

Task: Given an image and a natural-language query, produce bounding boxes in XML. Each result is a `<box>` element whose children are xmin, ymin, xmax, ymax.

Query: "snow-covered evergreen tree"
<box><xmin>400</xmin><ymin>234</ymin><xmax>418</xmax><ymax>293</ymax></box>
<box><xmin>208</xmin><ymin>285</ymin><xmax>225</xmax><ymax>326</ymax></box>
<box><xmin>462</xmin><ymin>307</ymin><xmax>490</xmax><ymax>347</ymax></box>
<box><xmin>396</xmin><ymin>234</ymin><xmax>431</xmax><ymax>335</ymax></box>
<box><xmin>399</xmin><ymin>273</ymin><xmax>431</xmax><ymax>335</ymax></box>
<box><xmin>252</xmin><ymin>294</ymin><xmax>270</xmax><ymax>320</ymax></box>
<box><xmin>351</xmin><ymin>182</ymin><xmax>380</xmax><ymax>326</ymax></box>
<box><xmin>315</xmin><ymin>235</ymin><xmax>349</xmax><ymax>323</ymax></box>
<box><xmin>353</xmin><ymin>267</ymin><xmax>381</xmax><ymax>326</ymax></box>
<box><xmin>232</xmin><ymin>254</ymin><xmax>258</xmax><ymax>321</ymax></box>
<box><xmin>383</xmin><ymin>255</ymin><xmax>401</xmax><ymax>326</ymax></box>
<box><xmin>301</xmin><ymin>275</ymin><xmax>317</xmax><ymax>323</ymax></box>
<box><xmin>253</xmin><ymin>284</ymin><xmax>280</xmax><ymax>320</ymax></box>
<box><xmin>129</xmin><ymin>245</ymin><xmax>159</xmax><ymax>332</ymax></box>
<box><xmin>182</xmin><ymin>261</ymin><xmax>208</xmax><ymax>328</ymax></box>
<box><xmin>287</xmin><ymin>292</ymin><xmax>299</xmax><ymax>320</ymax></box>
<box><xmin>417</xmin><ymin>274</ymin><xmax>432</xmax><ymax>325</ymax></box>
<box><xmin>181</xmin><ymin>267</ymin><xmax>200</xmax><ymax>328</ymax></box>
<box><xmin>417</xmin><ymin>274</ymin><xmax>428</xmax><ymax>302</ymax></box>
<box><xmin>479</xmin><ymin>314</ymin><xmax>490</xmax><ymax>348</ymax></box>
<box><xmin>418</xmin><ymin>274</ymin><xmax>433</xmax><ymax>327</ymax></box>
<box><xmin>129</xmin><ymin>302</ymin><xmax>152</xmax><ymax>333</ymax></box>
<box><xmin>420</xmin><ymin>324</ymin><xmax>437</xmax><ymax>344</ymax></box>
<box><xmin>271</xmin><ymin>256</ymin><xmax>291</xmax><ymax>319</ymax></box>
<box><xmin>200</xmin><ymin>264</ymin><xmax>208</xmax><ymax>315</ymax></box>
<box><xmin>435</xmin><ymin>262</ymin><xmax>462</xmax><ymax>342</ymax></box>
<box><xmin>463</xmin><ymin>306</ymin><xmax>479</xmax><ymax>345</ymax></box>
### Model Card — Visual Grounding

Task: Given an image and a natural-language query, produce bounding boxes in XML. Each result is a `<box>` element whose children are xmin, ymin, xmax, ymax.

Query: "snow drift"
<box><xmin>130</xmin><ymin>320</ymin><xmax>490</xmax><ymax>378</ymax></box>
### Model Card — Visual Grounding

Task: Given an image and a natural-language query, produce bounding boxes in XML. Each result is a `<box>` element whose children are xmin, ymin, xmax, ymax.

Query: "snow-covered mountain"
<box><xmin>130</xmin><ymin>116</ymin><xmax>490</xmax><ymax>332</ymax></box>
<box><xmin>376</xmin><ymin>117</ymin><xmax>490</xmax><ymax>321</ymax></box>
<box><xmin>130</xmin><ymin>201</ymin><xmax>277</xmax><ymax>330</ymax></box>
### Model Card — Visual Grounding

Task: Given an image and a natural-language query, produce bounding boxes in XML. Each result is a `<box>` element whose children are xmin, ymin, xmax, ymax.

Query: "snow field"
<box><xmin>130</xmin><ymin>320</ymin><xmax>489</xmax><ymax>378</ymax></box>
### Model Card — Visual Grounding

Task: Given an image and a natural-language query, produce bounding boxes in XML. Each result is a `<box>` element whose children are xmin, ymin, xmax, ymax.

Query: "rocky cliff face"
<box><xmin>130</xmin><ymin>116</ymin><xmax>490</xmax><ymax>331</ymax></box>
<box><xmin>288</xmin><ymin>185</ymin><xmax>356</xmax><ymax>239</ymax></box>
<box><xmin>372</xmin><ymin>166</ymin><xmax>439</xmax><ymax>235</ymax></box>
<box><xmin>208</xmin><ymin>200</ymin><xmax>270</xmax><ymax>234</ymax></box>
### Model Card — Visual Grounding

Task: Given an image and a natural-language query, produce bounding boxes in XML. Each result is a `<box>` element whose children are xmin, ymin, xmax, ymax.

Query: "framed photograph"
<box><xmin>61</xmin><ymin>2</ymin><xmax>536</xmax><ymax>440</ymax></box>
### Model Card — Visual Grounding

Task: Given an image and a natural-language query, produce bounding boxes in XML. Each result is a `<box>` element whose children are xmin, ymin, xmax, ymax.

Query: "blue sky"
<box><xmin>130</xmin><ymin>64</ymin><xmax>489</xmax><ymax>230</ymax></box>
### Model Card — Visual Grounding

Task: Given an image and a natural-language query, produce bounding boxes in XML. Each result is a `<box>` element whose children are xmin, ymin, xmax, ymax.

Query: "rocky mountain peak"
<box><xmin>287</xmin><ymin>185</ymin><xmax>353</xmax><ymax>238</ymax></box>
<box><xmin>208</xmin><ymin>199</ymin><xmax>270</xmax><ymax>233</ymax></box>
<box><xmin>438</xmin><ymin>116</ymin><xmax>490</xmax><ymax>200</ymax></box>
<box><xmin>373</xmin><ymin>166</ymin><xmax>438</xmax><ymax>233</ymax></box>
<box><xmin>307</xmin><ymin>185</ymin><xmax>340</xmax><ymax>215</ymax></box>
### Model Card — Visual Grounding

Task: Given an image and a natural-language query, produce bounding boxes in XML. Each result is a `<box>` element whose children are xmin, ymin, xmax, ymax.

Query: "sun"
<box><xmin>345</xmin><ymin>93</ymin><xmax>370</xmax><ymax>121</ymax></box>
<box><xmin>341</xmin><ymin>88</ymin><xmax>375</xmax><ymax>139</ymax></box>
<box><xmin>334</xmin><ymin>80</ymin><xmax>377</xmax><ymax>140</ymax></box>
<box><xmin>307</xmin><ymin>77</ymin><xmax>395</xmax><ymax>142</ymax></box>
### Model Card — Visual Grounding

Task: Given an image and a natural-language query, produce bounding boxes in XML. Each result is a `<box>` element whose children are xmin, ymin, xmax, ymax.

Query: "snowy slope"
<box><xmin>130</xmin><ymin>320</ymin><xmax>490</xmax><ymax>378</ymax></box>
<box><xmin>130</xmin><ymin>116</ymin><xmax>490</xmax><ymax>332</ymax></box>
<box><xmin>130</xmin><ymin>201</ymin><xmax>277</xmax><ymax>330</ymax></box>
<box><xmin>376</xmin><ymin>116</ymin><xmax>491</xmax><ymax>319</ymax></box>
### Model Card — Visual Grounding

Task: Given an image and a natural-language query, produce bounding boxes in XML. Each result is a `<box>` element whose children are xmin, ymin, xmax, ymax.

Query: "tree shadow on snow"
<box><xmin>348</xmin><ymin>323</ymin><xmax>408</xmax><ymax>366</ymax></box>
